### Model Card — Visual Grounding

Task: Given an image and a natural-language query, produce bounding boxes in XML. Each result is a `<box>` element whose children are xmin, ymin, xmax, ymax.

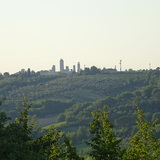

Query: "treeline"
<box><xmin>0</xmin><ymin>99</ymin><xmax>159</xmax><ymax>159</ymax></box>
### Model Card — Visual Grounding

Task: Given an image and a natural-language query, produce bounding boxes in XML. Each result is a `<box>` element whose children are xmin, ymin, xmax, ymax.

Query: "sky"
<box><xmin>0</xmin><ymin>0</ymin><xmax>160</xmax><ymax>74</ymax></box>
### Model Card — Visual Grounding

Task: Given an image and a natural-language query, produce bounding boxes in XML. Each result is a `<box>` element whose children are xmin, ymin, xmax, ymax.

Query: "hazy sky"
<box><xmin>0</xmin><ymin>0</ymin><xmax>160</xmax><ymax>73</ymax></box>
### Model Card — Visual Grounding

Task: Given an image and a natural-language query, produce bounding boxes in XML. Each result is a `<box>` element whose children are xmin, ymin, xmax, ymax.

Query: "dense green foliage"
<box><xmin>0</xmin><ymin>100</ymin><xmax>159</xmax><ymax>159</ymax></box>
<box><xmin>125</xmin><ymin>108</ymin><xmax>160</xmax><ymax>159</ymax></box>
<box><xmin>0</xmin><ymin>71</ymin><xmax>148</xmax><ymax>117</ymax></box>
<box><xmin>86</xmin><ymin>106</ymin><xmax>123</xmax><ymax>159</ymax></box>
<box><xmin>55</xmin><ymin>83</ymin><xmax>160</xmax><ymax>146</ymax></box>
<box><xmin>0</xmin><ymin>99</ymin><xmax>83</xmax><ymax>160</ymax></box>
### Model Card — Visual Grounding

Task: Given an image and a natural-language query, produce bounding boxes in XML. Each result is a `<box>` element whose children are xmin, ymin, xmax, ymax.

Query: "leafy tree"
<box><xmin>61</xmin><ymin>135</ymin><xmax>84</xmax><ymax>160</ymax></box>
<box><xmin>86</xmin><ymin>106</ymin><xmax>123</xmax><ymax>160</ymax></box>
<box><xmin>47</xmin><ymin>131</ymin><xmax>83</xmax><ymax>160</ymax></box>
<box><xmin>142</xmin><ymin>85</ymin><xmax>156</xmax><ymax>99</ymax></box>
<box><xmin>152</xmin><ymin>88</ymin><xmax>160</xmax><ymax>99</ymax></box>
<box><xmin>125</xmin><ymin>108</ymin><xmax>160</xmax><ymax>160</ymax></box>
<box><xmin>82</xmin><ymin>67</ymin><xmax>90</xmax><ymax>75</ymax></box>
<box><xmin>0</xmin><ymin>98</ymin><xmax>35</xmax><ymax>160</ymax></box>
<box><xmin>31</xmin><ymin>125</ymin><xmax>63</xmax><ymax>159</ymax></box>
<box><xmin>0</xmin><ymin>98</ymin><xmax>83</xmax><ymax>159</ymax></box>
<box><xmin>90</xmin><ymin>66</ymin><xmax>101</xmax><ymax>75</ymax></box>
<box><xmin>3</xmin><ymin>72</ymin><xmax>10</xmax><ymax>77</ymax></box>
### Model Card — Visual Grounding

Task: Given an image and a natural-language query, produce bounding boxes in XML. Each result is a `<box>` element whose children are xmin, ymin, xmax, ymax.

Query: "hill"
<box><xmin>0</xmin><ymin>71</ymin><xmax>148</xmax><ymax>116</ymax></box>
<box><xmin>0</xmin><ymin>69</ymin><xmax>160</xmax><ymax>148</ymax></box>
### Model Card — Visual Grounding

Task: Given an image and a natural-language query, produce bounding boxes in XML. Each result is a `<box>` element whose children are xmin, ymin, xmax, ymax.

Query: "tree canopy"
<box><xmin>0</xmin><ymin>99</ymin><xmax>159</xmax><ymax>159</ymax></box>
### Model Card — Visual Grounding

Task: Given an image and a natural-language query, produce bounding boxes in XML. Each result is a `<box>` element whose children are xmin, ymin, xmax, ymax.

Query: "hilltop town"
<box><xmin>39</xmin><ymin>59</ymin><xmax>81</xmax><ymax>75</ymax></box>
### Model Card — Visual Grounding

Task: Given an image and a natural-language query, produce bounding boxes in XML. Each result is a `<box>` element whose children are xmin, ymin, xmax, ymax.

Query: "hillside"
<box><xmin>0</xmin><ymin>69</ymin><xmax>160</xmax><ymax>148</ymax></box>
<box><xmin>0</xmin><ymin>71</ymin><xmax>147</xmax><ymax>115</ymax></box>
<box><xmin>55</xmin><ymin>85</ymin><xmax>160</xmax><ymax>146</ymax></box>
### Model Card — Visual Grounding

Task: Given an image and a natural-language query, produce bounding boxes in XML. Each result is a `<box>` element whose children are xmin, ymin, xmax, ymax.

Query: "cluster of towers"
<box><xmin>59</xmin><ymin>59</ymin><xmax>80</xmax><ymax>73</ymax></box>
<box><xmin>40</xmin><ymin>59</ymin><xmax>81</xmax><ymax>75</ymax></box>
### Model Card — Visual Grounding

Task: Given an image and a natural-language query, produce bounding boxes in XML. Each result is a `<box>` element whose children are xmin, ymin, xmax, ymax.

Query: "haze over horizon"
<box><xmin>0</xmin><ymin>0</ymin><xmax>160</xmax><ymax>74</ymax></box>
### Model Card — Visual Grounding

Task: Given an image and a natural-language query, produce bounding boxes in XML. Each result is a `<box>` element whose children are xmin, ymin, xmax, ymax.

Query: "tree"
<box><xmin>125</xmin><ymin>108</ymin><xmax>160</xmax><ymax>160</ymax></box>
<box><xmin>0</xmin><ymin>98</ymin><xmax>35</xmax><ymax>160</ymax></box>
<box><xmin>152</xmin><ymin>88</ymin><xmax>160</xmax><ymax>99</ymax></box>
<box><xmin>0</xmin><ymin>96</ymin><xmax>160</xmax><ymax>159</ymax></box>
<box><xmin>3</xmin><ymin>72</ymin><xmax>10</xmax><ymax>77</ymax></box>
<box><xmin>90</xmin><ymin>66</ymin><xmax>101</xmax><ymax>75</ymax></box>
<box><xmin>0</xmin><ymin>98</ymin><xmax>83</xmax><ymax>159</ymax></box>
<box><xmin>86</xmin><ymin>106</ymin><xmax>123</xmax><ymax>160</ymax></box>
<box><xmin>61</xmin><ymin>135</ymin><xmax>84</xmax><ymax>160</ymax></box>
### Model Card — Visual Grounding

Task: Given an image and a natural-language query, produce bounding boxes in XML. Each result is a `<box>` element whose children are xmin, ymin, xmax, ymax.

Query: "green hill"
<box><xmin>1</xmin><ymin>71</ymin><xmax>147</xmax><ymax>115</ymax></box>
<box><xmin>0</xmin><ymin>69</ymin><xmax>160</xmax><ymax>148</ymax></box>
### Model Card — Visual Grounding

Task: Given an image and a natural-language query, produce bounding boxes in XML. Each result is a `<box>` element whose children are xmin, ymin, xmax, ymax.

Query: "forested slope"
<box><xmin>55</xmin><ymin>84</ymin><xmax>160</xmax><ymax>147</ymax></box>
<box><xmin>0</xmin><ymin>69</ymin><xmax>160</xmax><ymax>148</ymax></box>
<box><xmin>0</xmin><ymin>71</ymin><xmax>147</xmax><ymax>117</ymax></box>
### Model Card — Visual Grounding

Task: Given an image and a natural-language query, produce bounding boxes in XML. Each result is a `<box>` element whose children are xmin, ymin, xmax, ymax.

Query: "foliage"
<box><xmin>61</xmin><ymin>135</ymin><xmax>84</xmax><ymax>160</ymax></box>
<box><xmin>0</xmin><ymin>98</ymin><xmax>83</xmax><ymax>160</ymax></box>
<box><xmin>0</xmin><ymin>71</ymin><xmax>148</xmax><ymax>118</ymax></box>
<box><xmin>86</xmin><ymin>106</ymin><xmax>123</xmax><ymax>160</ymax></box>
<box><xmin>0</xmin><ymin>69</ymin><xmax>160</xmax><ymax>159</ymax></box>
<box><xmin>125</xmin><ymin>108</ymin><xmax>160</xmax><ymax>160</ymax></box>
<box><xmin>0</xmin><ymin>97</ymin><xmax>160</xmax><ymax>159</ymax></box>
<box><xmin>0</xmin><ymin>98</ymin><xmax>35</xmax><ymax>159</ymax></box>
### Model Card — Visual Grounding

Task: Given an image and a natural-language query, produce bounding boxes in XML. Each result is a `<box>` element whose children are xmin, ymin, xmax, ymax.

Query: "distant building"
<box><xmin>107</xmin><ymin>68</ymin><xmax>117</xmax><ymax>73</ymax></box>
<box><xmin>50</xmin><ymin>65</ymin><xmax>56</xmax><ymax>75</ymax></box>
<box><xmin>65</xmin><ymin>66</ymin><xmax>69</xmax><ymax>73</ymax></box>
<box><xmin>52</xmin><ymin>65</ymin><xmax>56</xmax><ymax>73</ymax></box>
<box><xmin>73</xmin><ymin>65</ymin><xmax>76</xmax><ymax>72</ymax></box>
<box><xmin>39</xmin><ymin>59</ymin><xmax>81</xmax><ymax>75</ymax></box>
<box><xmin>40</xmin><ymin>70</ymin><xmax>50</xmax><ymax>75</ymax></box>
<box><xmin>77</xmin><ymin>62</ymin><xmax>80</xmax><ymax>73</ymax></box>
<box><xmin>60</xmin><ymin>59</ymin><xmax>64</xmax><ymax>72</ymax></box>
